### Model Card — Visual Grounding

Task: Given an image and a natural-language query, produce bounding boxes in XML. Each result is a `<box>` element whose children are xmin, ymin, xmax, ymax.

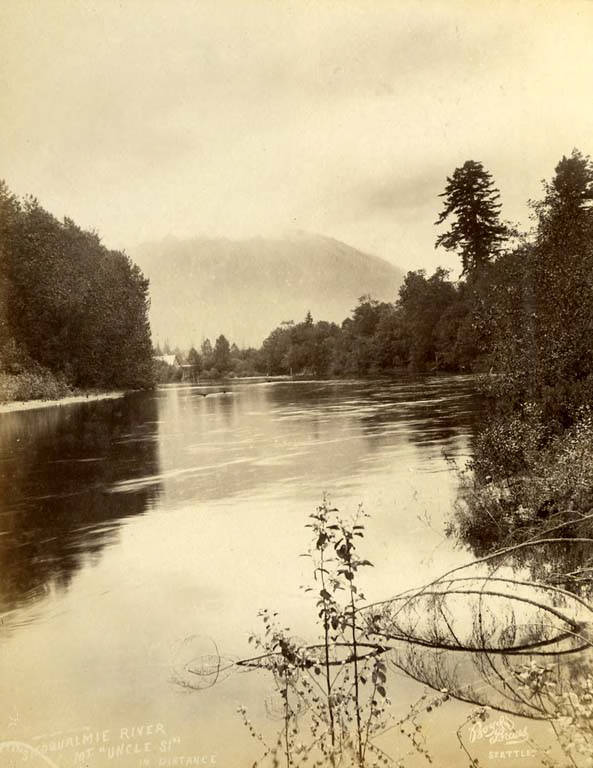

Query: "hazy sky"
<box><xmin>2</xmin><ymin>0</ymin><xmax>593</xmax><ymax>273</ymax></box>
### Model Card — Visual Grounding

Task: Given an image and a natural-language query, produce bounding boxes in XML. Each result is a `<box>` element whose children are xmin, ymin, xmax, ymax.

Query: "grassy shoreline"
<box><xmin>0</xmin><ymin>368</ymin><xmax>130</xmax><ymax>413</ymax></box>
<box><xmin>0</xmin><ymin>389</ymin><xmax>126</xmax><ymax>414</ymax></box>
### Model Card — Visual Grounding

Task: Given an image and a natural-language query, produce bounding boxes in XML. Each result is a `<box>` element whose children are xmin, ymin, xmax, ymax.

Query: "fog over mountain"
<box><xmin>133</xmin><ymin>233</ymin><xmax>404</xmax><ymax>348</ymax></box>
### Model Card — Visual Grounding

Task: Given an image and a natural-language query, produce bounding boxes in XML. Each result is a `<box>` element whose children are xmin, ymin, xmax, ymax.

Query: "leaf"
<box><xmin>377</xmin><ymin>685</ymin><xmax>386</xmax><ymax>698</ymax></box>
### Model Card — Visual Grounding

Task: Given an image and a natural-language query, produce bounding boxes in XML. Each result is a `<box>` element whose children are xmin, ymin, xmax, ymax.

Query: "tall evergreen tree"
<box><xmin>435</xmin><ymin>160</ymin><xmax>508</xmax><ymax>275</ymax></box>
<box><xmin>213</xmin><ymin>334</ymin><xmax>231</xmax><ymax>373</ymax></box>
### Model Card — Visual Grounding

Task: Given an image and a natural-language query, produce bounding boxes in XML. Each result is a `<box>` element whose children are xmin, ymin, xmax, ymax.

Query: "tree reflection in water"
<box><xmin>0</xmin><ymin>393</ymin><xmax>161</xmax><ymax>617</ymax></box>
<box><xmin>176</xmin><ymin>525</ymin><xmax>593</xmax><ymax>767</ymax></box>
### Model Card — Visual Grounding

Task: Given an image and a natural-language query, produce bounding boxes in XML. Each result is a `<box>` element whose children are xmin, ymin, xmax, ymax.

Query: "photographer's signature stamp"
<box><xmin>470</xmin><ymin>715</ymin><xmax>537</xmax><ymax>761</ymax></box>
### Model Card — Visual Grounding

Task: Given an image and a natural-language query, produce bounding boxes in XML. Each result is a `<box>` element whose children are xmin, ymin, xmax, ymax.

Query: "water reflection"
<box><xmin>0</xmin><ymin>394</ymin><xmax>161</xmax><ymax>616</ymax></box>
<box><xmin>0</xmin><ymin>377</ymin><xmax>493</xmax><ymax>767</ymax></box>
<box><xmin>144</xmin><ymin>377</ymin><xmax>482</xmax><ymax>509</ymax></box>
<box><xmin>177</xmin><ymin>507</ymin><xmax>593</xmax><ymax>766</ymax></box>
<box><xmin>0</xmin><ymin>377</ymin><xmax>482</xmax><ymax>626</ymax></box>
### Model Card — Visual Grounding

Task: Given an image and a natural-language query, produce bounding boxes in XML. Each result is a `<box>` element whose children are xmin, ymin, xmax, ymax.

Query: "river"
<box><xmin>0</xmin><ymin>378</ymin><xmax>565</xmax><ymax>767</ymax></box>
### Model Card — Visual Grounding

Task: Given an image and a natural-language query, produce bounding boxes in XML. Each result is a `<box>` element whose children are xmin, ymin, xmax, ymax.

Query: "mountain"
<box><xmin>132</xmin><ymin>233</ymin><xmax>404</xmax><ymax>348</ymax></box>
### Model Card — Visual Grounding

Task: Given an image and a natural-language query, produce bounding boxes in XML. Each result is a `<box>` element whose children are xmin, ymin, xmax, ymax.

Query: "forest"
<box><xmin>0</xmin><ymin>182</ymin><xmax>154</xmax><ymax>401</ymax></box>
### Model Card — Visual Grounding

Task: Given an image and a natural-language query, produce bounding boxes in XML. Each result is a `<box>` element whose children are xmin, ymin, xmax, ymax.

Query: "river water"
<box><xmin>0</xmin><ymin>378</ymin><xmax>559</xmax><ymax>767</ymax></box>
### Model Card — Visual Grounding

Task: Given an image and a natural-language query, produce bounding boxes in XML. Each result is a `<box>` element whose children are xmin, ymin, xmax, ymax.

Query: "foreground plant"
<box><xmin>238</xmin><ymin>499</ymin><xmax>400</xmax><ymax>767</ymax></box>
<box><xmin>175</xmin><ymin>497</ymin><xmax>593</xmax><ymax>767</ymax></box>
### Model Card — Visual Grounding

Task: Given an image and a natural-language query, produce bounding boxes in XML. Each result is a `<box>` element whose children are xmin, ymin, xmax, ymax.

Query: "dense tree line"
<box><xmin>445</xmin><ymin>149</ymin><xmax>593</xmax><ymax>559</ymax></box>
<box><xmin>483</xmin><ymin>151</ymin><xmax>593</xmax><ymax>424</ymax></box>
<box><xmin>0</xmin><ymin>181</ymin><xmax>154</xmax><ymax>395</ymax></box>
<box><xmin>164</xmin><ymin>276</ymin><xmax>484</xmax><ymax>380</ymax></box>
<box><xmin>248</xmin><ymin>274</ymin><xmax>479</xmax><ymax>378</ymax></box>
<box><xmin>164</xmin><ymin>279</ymin><xmax>477</xmax><ymax>381</ymax></box>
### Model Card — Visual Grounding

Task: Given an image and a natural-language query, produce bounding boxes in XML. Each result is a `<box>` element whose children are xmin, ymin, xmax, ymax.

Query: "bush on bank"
<box><xmin>449</xmin><ymin>408</ymin><xmax>593</xmax><ymax>556</ymax></box>
<box><xmin>0</xmin><ymin>368</ymin><xmax>73</xmax><ymax>403</ymax></box>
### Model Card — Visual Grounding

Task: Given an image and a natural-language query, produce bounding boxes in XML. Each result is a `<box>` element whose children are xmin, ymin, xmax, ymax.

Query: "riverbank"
<box><xmin>0</xmin><ymin>390</ymin><xmax>125</xmax><ymax>414</ymax></box>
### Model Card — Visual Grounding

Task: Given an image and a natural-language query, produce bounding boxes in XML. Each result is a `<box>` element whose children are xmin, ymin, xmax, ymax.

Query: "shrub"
<box><xmin>470</xmin><ymin>403</ymin><xmax>549</xmax><ymax>482</ymax></box>
<box><xmin>449</xmin><ymin>409</ymin><xmax>593</xmax><ymax>556</ymax></box>
<box><xmin>0</xmin><ymin>368</ymin><xmax>73</xmax><ymax>403</ymax></box>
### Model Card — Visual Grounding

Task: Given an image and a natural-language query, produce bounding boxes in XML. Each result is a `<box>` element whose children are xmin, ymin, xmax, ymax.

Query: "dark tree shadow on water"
<box><xmin>0</xmin><ymin>393</ymin><xmax>161</xmax><ymax>616</ymax></box>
